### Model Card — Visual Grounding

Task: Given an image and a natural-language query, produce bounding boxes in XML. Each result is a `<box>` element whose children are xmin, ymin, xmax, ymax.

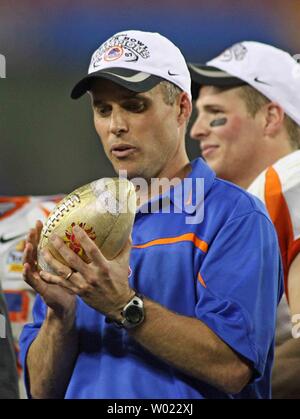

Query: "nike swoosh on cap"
<box><xmin>168</xmin><ymin>70</ymin><xmax>180</xmax><ymax>76</ymax></box>
<box><xmin>254</xmin><ymin>77</ymin><xmax>271</xmax><ymax>86</ymax></box>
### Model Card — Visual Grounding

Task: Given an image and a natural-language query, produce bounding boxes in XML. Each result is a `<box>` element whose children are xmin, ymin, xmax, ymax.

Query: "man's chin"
<box><xmin>113</xmin><ymin>165</ymin><xmax>138</xmax><ymax>180</ymax></box>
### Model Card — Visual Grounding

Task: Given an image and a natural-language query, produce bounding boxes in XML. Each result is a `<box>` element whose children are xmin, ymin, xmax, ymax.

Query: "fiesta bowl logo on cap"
<box><xmin>219</xmin><ymin>43</ymin><xmax>248</xmax><ymax>62</ymax></box>
<box><xmin>104</xmin><ymin>46</ymin><xmax>124</xmax><ymax>61</ymax></box>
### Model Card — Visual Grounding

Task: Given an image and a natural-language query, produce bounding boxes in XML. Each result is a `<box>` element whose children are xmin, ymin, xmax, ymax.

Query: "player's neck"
<box><xmin>237</xmin><ymin>141</ymin><xmax>295</xmax><ymax>190</ymax></box>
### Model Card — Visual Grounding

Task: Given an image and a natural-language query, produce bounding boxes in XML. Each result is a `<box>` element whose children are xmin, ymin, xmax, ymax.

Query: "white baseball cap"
<box><xmin>71</xmin><ymin>30</ymin><xmax>191</xmax><ymax>100</ymax></box>
<box><xmin>189</xmin><ymin>41</ymin><xmax>300</xmax><ymax>126</ymax></box>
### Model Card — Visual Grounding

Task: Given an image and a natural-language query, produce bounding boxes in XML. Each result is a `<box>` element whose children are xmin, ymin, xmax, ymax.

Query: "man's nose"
<box><xmin>109</xmin><ymin>109</ymin><xmax>129</xmax><ymax>136</ymax></box>
<box><xmin>190</xmin><ymin>116</ymin><xmax>210</xmax><ymax>141</ymax></box>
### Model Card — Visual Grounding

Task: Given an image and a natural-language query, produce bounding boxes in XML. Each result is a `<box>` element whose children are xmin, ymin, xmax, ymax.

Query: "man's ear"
<box><xmin>177</xmin><ymin>92</ymin><xmax>192</xmax><ymax>126</ymax></box>
<box><xmin>263</xmin><ymin>102</ymin><xmax>285</xmax><ymax>136</ymax></box>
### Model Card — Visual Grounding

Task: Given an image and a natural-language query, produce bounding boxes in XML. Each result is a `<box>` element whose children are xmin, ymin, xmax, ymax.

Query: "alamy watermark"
<box><xmin>92</xmin><ymin>171</ymin><xmax>205</xmax><ymax>225</ymax></box>
<box><xmin>43</xmin><ymin>172</ymin><xmax>205</xmax><ymax>239</ymax></box>
<box><xmin>0</xmin><ymin>54</ymin><xmax>6</xmax><ymax>78</ymax></box>
<box><xmin>292</xmin><ymin>314</ymin><xmax>300</xmax><ymax>339</ymax></box>
<box><xmin>0</xmin><ymin>313</ymin><xmax>6</xmax><ymax>338</ymax></box>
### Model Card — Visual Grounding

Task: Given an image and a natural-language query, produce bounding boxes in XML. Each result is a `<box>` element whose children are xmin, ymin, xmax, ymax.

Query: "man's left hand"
<box><xmin>39</xmin><ymin>225</ymin><xmax>134</xmax><ymax>322</ymax></box>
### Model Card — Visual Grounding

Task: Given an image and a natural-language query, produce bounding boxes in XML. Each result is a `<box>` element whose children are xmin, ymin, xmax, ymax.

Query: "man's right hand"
<box><xmin>23</xmin><ymin>220</ymin><xmax>76</xmax><ymax>319</ymax></box>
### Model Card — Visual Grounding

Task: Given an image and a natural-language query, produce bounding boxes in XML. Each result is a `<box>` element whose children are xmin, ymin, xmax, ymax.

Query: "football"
<box><xmin>37</xmin><ymin>177</ymin><xmax>136</xmax><ymax>273</ymax></box>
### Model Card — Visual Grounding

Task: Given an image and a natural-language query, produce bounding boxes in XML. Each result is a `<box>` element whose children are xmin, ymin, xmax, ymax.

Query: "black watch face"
<box><xmin>125</xmin><ymin>305</ymin><xmax>143</xmax><ymax>324</ymax></box>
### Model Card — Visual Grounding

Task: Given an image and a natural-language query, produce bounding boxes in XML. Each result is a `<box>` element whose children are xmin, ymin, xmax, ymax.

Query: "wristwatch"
<box><xmin>121</xmin><ymin>293</ymin><xmax>144</xmax><ymax>329</ymax></box>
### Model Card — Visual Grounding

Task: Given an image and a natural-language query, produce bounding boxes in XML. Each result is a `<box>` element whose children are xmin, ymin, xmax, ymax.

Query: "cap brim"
<box><xmin>71</xmin><ymin>68</ymin><xmax>164</xmax><ymax>99</ymax></box>
<box><xmin>188</xmin><ymin>63</ymin><xmax>246</xmax><ymax>99</ymax></box>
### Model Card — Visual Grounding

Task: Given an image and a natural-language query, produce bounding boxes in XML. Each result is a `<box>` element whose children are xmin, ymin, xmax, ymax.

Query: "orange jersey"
<box><xmin>248</xmin><ymin>151</ymin><xmax>300</xmax><ymax>345</ymax></box>
<box><xmin>248</xmin><ymin>150</ymin><xmax>300</xmax><ymax>300</ymax></box>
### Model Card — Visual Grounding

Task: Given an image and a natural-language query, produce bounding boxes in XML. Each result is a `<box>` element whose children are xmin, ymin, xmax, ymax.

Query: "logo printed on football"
<box><xmin>37</xmin><ymin>178</ymin><xmax>136</xmax><ymax>273</ymax></box>
<box><xmin>64</xmin><ymin>222</ymin><xmax>96</xmax><ymax>259</ymax></box>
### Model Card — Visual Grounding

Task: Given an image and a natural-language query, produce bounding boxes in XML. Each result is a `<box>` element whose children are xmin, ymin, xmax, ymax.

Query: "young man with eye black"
<box><xmin>189</xmin><ymin>42</ymin><xmax>300</xmax><ymax>398</ymax></box>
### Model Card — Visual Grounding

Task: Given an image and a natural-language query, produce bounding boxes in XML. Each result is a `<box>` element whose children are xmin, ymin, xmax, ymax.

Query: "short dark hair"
<box><xmin>238</xmin><ymin>85</ymin><xmax>300</xmax><ymax>150</ymax></box>
<box><xmin>160</xmin><ymin>81</ymin><xmax>182</xmax><ymax>106</ymax></box>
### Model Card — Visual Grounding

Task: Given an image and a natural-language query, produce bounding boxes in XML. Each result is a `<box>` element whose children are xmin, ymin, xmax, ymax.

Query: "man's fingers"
<box><xmin>41</xmin><ymin>248</ymin><xmax>87</xmax><ymax>289</ymax></box>
<box><xmin>26</xmin><ymin>220</ymin><xmax>43</xmax><ymax>252</ymax></box>
<box><xmin>26</xmin><ymin>228</ymin><xmax>38</xmax><ymax>260</ymax></box>
<box><xmin>23</xmin><ymin>242</ymin><xmax>31</xmax><ymax>264</ymax></box>
<box><xmin>36</xmin><ymin>219</ymin><xmax>43</xmax><ymax>231</ymax></box>
<box><xmin>42</xmin><ymin>248</ymin><xmax>71</xmax><ymax>277</ymax></box>
<box><xmin>39</xmin><ymin>270</ymin><xmax>79</xmax><ymax>294</ymax></box>
<box><xmin>27</xmin><ymin>228</ymin><xmax>36</xmax><ymax>245</ymax></box>
<box><xmin>23</xmin><ymin>263</ymin><xmax>45</xmax><ymax>294</ymax></box>
<box><xmin>50</xmin><ymin>232</ymin><xmax>93</xmax><ymax>274</ymax></box>
<box><xmin>23</xmin><ymin>242</ymin><xmax>36</xmax><ymax>268</ymax></box>
<box><xmin>36</xmin><ymin>220</ymin><xmax>43</xmax><ymax>242</ymax></box>
<box><xmin>73</xmin><ymin>226</ymin><xmax>107</xmax><ymax>267</ymax></box>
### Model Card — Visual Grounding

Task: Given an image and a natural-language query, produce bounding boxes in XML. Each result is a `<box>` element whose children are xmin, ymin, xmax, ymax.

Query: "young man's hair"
<box><xmin>238</xmin><ymin>85</ymin><xmax>300</xmax><ymax>150</ymax></box>
<box><xmin>160</xmin><ymin>81</ymin><xmax>182</xmax><ymax>106</ymax></box>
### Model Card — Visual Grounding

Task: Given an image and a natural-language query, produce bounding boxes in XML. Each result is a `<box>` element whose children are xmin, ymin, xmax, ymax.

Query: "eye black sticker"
<box><xmin>210</xmin><ymin>118</ymin><xmax>227</xmax><ymax>127</ymax></box>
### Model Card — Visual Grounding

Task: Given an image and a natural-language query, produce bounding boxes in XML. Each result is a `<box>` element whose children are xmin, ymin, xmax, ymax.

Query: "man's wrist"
<box><xmin>106</xmin><ymin>289</ymin><xmax>135</xmax><ymax>323</ymax></box>
<box><xmin>105</xmin><ymin>291</ymin><xmax>145</xmax><ymax>329</ymax></box>
<box><xmin>46</xmin><ymin>306</ymin><xmax>76</xmax><ymax>332</ymax></box>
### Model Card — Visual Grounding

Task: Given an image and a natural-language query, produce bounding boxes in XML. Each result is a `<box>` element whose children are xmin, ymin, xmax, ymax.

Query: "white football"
<box><xmin>37</xmin><ymin>178</ymin><xmax>136</xmax><ymax>273</ymax></box>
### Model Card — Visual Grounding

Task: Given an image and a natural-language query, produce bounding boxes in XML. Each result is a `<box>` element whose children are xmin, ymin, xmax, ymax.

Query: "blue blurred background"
<box><xmin>1</xmin><ymin>0</ymin><xmax>299</xmax><ymax>195</ymax></box>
